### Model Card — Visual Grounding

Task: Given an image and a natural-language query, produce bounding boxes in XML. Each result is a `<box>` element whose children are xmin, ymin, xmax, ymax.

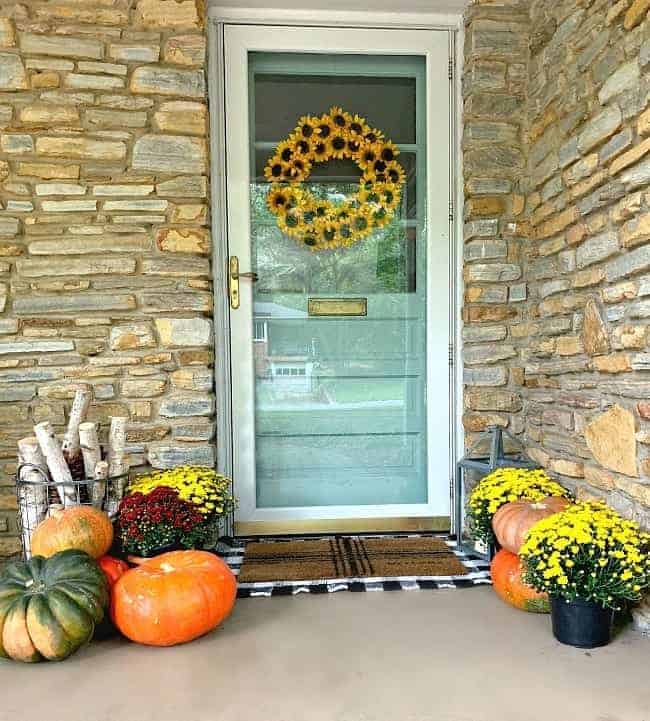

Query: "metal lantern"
<box><xmin>455</xmin><ymin>426</ymin><xmax>537</xmax><ymax>561</ymax></box>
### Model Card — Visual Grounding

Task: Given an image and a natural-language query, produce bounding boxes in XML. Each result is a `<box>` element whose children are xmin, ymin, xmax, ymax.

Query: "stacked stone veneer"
<box><xmin>0</xmin><ymin>0</ymin><xmax>213</xmax><ymax>559</ymax></box>
<box><xmin>524</xmin><ymin>0</ymin><xmax>650</xmax><ymax>527</ymax></box>
<box><xmin>463</xmin><ymin>0</ymin><xmax>650</xmax><ymax>530</ymax></box>
<box><xmin>462</xmin><ymin>2</ymin><xmax>530</xmax><ymax>448</ymax></box>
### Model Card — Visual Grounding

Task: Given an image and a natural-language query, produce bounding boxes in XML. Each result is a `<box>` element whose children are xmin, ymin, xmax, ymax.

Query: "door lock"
<box><xmin>229</xmin><ymin>256</ymin><xmax>258</xmax><ymax>310</ymax></box>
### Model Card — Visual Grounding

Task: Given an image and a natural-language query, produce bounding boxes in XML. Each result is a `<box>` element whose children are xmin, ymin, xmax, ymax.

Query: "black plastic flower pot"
<box><xmin>550</xmin><ymin>596</ymin><xmax>614</xmax><ymax>648</ymax></box>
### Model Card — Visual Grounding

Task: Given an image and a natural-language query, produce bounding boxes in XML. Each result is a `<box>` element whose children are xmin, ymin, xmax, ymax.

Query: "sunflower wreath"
<box><xmin>264</xmin><ymin>107</ymin><xmax>406</xmax><ymax>251</ymax></box>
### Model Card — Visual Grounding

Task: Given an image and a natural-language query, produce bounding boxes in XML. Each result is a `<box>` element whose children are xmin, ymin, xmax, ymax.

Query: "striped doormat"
<box><xmin>218</xmin><ymin>534</ymin><xmax>491</xmax><ymax>598</ymax></box>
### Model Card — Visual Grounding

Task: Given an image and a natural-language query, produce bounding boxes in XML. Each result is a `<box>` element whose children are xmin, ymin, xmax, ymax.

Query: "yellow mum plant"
<box><xmin>128</xmin><ymin>466</ymin><xmax>234</xmax><ymax>518</ymax></box>
<box><xmin>468</xmin><ymin>467</ymin><xmax>570</xmax><ymax>545</ymax></box>
<box><xmin>520</xmin><ymin>502</ymin><xmax>650</xmax><ymax>610</ymax></box>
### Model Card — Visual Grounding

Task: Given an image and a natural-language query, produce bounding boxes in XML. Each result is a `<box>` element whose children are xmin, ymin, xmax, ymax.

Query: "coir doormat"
<box><xmin>220</xmin><ymin>535</ymin><xmax>491</xmax><ymax>598</ymax></box>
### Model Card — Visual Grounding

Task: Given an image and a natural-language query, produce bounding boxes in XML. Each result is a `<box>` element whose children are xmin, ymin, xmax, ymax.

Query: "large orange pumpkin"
<box><xmin>492</xmin><ymin>496</ymin><xmax>570</xmax><ymax>553</ymax></box>
<box><xmin>31</xmin><ymin>506</ymin><xmax>113</xmax><ymax>559</ymax></box>
<box><xmin>111</xmin><ymin>550</ymin><xmax>237</xmax><ymax>647</ymax></box>
<box><xmin>491</xmin><ymin>549</ymin><xmax>549</xmax><ymax>613</ymax></box>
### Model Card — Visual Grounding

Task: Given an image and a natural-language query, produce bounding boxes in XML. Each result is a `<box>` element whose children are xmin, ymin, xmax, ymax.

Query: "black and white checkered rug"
<box><xmin>217</xmin><ymin>534</ymin><xmax>491</xmax><ymax>599</ymax></box>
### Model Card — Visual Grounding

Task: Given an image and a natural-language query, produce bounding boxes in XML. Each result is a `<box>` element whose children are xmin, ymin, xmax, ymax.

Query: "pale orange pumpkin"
<box><xmin>491</xmin><ymin>549</ymin><xmax>550</xmax><ymax>613</ymax></box>
<box><xmin>111</xmin><ymin>550</ymin><xmax>237</xmax><ymax>647</ymax></box>
<box><xmin>31</xmin><ymin>506</ymin><xmax>113</xmax><ymax>559</ymax></box>
<box><xmin>492</xmin><ymin>495</ymin><xmax>570</xmax><ymax>553</ymax></box>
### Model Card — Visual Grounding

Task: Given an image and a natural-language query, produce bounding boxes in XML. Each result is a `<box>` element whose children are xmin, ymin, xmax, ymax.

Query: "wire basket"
<box><xmin>16</xmin><ymin>463</ymin><xmax>136</xmax><ymax>559</ymax></box>
<box><xmin>16</xmin><ymin>463</ymin><xmax>235</xmax><ymax>559</ymax></box>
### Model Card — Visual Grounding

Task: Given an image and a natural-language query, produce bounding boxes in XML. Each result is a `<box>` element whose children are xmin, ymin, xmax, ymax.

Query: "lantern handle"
<box><xmin>465</xmin><ymin>425</ymin><xmax>528</xmax><ymax>466</ymax></box>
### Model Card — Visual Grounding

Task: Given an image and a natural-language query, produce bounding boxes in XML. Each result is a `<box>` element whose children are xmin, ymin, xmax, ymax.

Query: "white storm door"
<box><xmin>223</xmin><ymin>24</ymin><xmax>452</xmax><ymax>530</ymax></box>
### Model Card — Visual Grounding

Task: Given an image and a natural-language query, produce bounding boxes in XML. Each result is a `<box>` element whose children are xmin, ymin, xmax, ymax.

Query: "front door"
<box><xmin>223</xmin><ymin>25</ymin><xmax>452</xmax><ymax>535</ymax></box>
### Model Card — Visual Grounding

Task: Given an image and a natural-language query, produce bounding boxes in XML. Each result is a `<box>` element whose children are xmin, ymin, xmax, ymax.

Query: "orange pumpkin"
<box><xmin>491</xmin><ymin>549</ymin><xmax>549</xmax><ymax>613</ymax></box>
<box><xmin>492</xmin><ymin>495</ymin><xmax>570</xmax><ymax>553</ymax></box>
<box><xmin>31</xmin><ymin>506</ymin><xmax>113</xmax><ymax>559</ymax></box>
<box><xmin>111</xmin><ymin>550</ymin><xmax>237</xmax><ymax>647</ymax></box>
<box><xmin>98</xmin><ymin>555</ymin><xmax>129</xmax><ymax>587</ymax></box>
<box><xmin>94</xmin><ymin>555</ymin><xmax>129</xmax><ymax>641</ymax></box>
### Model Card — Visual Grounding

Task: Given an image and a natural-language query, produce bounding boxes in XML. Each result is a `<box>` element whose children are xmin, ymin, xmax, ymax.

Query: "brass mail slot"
<box><xmin>308</xmin><ymin>298</ymin><xmax>367</xmax><ymax>317</ymax></box>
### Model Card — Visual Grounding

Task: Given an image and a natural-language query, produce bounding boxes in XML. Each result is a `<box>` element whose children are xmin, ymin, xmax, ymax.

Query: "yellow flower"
<box><xmin>520</xmin><ymin>501</ymin><xmax>650</xmax><ymax>609</ymax></box>
<box><xmin>311</xmin><ymin>138</ymin><xmax>331</xmax><ymax>161</ymax></box>
<box><xmin>314</xmin><ymin>113</ymin><xmax>335</xmax><ymax>139</ymax></box>
<box><xmin>329</xmin><ymin>106</ymin><xmax>352</xmax><ymax>130</ymax></box>
<box><xmin>275</xmin><ymin>140</ymin><xmax>295</xmax><ymax>164</ymax></box>
<box><xmin>295</xmin><ymin>115</ymin><xmax>319</xmax><ymax>141</ymax></box>
<box><xmin>468</xmin><ymin>467</ymin><xmax>570</xmax><ymax>546</ymax></box>
<box><xmin>127</xmin><ymin>465</ymin><xmax>234</xmax><ymax>517</ymax></box>
<box><xmin>329</xmin><ymin>132</ymin><xmax>348</xmax><ymax>159</ymax></box>
<box><xmin>263</xmin><ymin>156</ymin><xmax>287</xmax><ymax>182</ymax></box>
<box><xmin>267</xmin><ymin>186</ymin><xmax>291</xmax><ymax>215</ymax></box>
<box><xmin>313</xmin><ymin>218</ymin><xmax>342</xmax><ymax>249</ymax></box>
<box><xmin>357</xmin><ymin>142</ymin><xmax>385</xmax><ymax>172</ymax></box>
<box><xmin>348</xmin><ymin>114</ymin><xmax>370</xmax><ymax>138</ymax></box>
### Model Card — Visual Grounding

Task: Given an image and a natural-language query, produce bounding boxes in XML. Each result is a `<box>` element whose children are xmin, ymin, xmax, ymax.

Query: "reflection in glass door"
<box><xmin>224</xmin><ymin>26</ymin><xmax>451</xmax><ymax>531</ymax></box>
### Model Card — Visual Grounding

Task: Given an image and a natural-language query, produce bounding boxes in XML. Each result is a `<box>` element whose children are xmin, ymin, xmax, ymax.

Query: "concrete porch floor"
<box><xmin>1</xmin><ymin>587</ymin><xmax>648</xmax><ymax>721</ymax></box>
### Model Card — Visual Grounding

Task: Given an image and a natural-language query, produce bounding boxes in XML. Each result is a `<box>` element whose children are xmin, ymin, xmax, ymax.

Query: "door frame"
<box><xmin>206</xmin><ymin>7</ymin><xmax>466</xmax><ymax>535</ymax></box>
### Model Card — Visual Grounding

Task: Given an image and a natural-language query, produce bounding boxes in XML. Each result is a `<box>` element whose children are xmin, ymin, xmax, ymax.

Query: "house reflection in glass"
<box><xmin>253</xmin><ymin>301</ymin><xmax>314</xmax><ymax>398</ymax></box>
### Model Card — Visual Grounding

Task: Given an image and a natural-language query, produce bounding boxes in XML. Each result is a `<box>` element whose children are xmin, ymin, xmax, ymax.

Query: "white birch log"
<box><xmin>79</xmin><ymin>421</ymin><xmax>101</xmax><ymax>478</ymax></box>
<box><xmin>34</xmin><ymin>421</ymin><xmax>77</xmax><ymax>507</ymax></box>
<box><xmin>105</xmin><ymin>417</ymin><xmax>129</xmax><ymax>516</ymax></box>
<box><xmin>108</xmin><ymin>416</ymin><xmax>128</xmax><ymax>474</ymax></box>
<box><xmin>80</xmin><ymin>421</ymin><xmax>102</xmax><ymax>506</ymax></box>
<box><xmin>91</xmin><ymin>460</ymin><xmax>109</xmax><ymax>509</ymax></box>
<box><xmin>17</xmin><ymin>437</ymin><xmax>49</xmax><ymax>559</ymax></box>
<box><xmin>62</xmin><ymin>384</ymin><xmax>92</xmax><ymax>480</ymax></box>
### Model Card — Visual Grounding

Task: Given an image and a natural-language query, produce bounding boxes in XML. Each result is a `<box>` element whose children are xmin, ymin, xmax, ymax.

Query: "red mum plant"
<box><xmin>117</xmin><ymin>486</ymin><xmax>214</xmax><ymax>557</ymax></box>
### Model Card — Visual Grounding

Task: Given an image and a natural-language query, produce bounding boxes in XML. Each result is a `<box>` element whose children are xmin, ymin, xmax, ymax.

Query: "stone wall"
<box><xmin>0</xmin><ymin>0</ymin><xmax>213</xmax><ymax>559</ymax></box>
<box><xmin>461</xmin><ymin>1</ymin><xmax>530</xmax><ymax>449</ymax></box>
<box><xmin>1</xmin><ymin>0</ymin><xmax>648</xmax><ymax>561</ymax></box>
<box><xmin>524</xmin><ymin>0</ymin><xmax>650</xmax><ymax>528</ymax></box>
<box><xmin>462</xmin><ymin>0</ymin><xmax>650</xmax><ymax>529</ymax></box>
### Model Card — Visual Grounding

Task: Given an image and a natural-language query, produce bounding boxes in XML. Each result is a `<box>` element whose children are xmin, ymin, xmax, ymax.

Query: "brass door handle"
<box><xmin>229</xmin><ymin>256</ymin><xmax>258</xmax><ymax>310</ymax></box>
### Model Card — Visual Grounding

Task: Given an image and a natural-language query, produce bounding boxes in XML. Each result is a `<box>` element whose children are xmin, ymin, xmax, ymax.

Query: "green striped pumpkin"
<box><xmin>0</xmin><ymin>549</ymin><xmax>109</xmax><ymax>663</ymax></box>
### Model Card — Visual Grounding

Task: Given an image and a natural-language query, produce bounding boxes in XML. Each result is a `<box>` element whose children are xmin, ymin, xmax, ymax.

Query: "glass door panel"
<box><xmin>248</xmin><ymin>52</ymin><xmax>428</xmax><ymax>509</ymax></box>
